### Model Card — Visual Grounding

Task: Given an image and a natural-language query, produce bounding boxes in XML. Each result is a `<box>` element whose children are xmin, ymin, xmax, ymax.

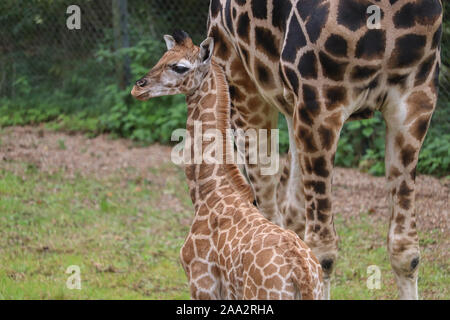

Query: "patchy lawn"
<box><xmin>0</xmin><ymin>126</ymin><xmax>448</xmax><ymax>299</ymax></box>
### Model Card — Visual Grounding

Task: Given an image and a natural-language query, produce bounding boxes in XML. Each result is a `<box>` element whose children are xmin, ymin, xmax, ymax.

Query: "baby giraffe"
<box><xmin>131</xmin><ymin>30</ymin><xmax>323</xmax><ymax>300</ymax></box>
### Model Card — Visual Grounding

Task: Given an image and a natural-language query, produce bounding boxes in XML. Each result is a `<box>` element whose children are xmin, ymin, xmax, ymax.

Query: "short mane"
<box><xmin>211</xmin><ymin>59</ymin><xmax>254</xmax><ymax>203</ymax></box>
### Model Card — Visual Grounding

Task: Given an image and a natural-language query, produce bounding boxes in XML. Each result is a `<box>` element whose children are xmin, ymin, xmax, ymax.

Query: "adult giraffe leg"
<box><xmin>292</xmin><ymin>92</ymin><xmax>344</xmax><ymax>300</ymax></box>
<box><xmin>383</xmin><ymin>83</ymin><xmax>437</xmax><ymax>299</ymax></box>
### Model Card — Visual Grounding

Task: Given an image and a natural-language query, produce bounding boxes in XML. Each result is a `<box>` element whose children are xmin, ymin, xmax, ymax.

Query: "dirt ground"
<box><xmin>1</xmin><ymin>125</ymin><xmax>448</xmax><ymax>235</ymax></box>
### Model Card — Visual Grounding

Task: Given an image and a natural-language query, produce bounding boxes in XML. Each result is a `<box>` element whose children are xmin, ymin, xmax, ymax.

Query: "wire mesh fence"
<box><xmin>440</xmin><ymin>47</ymin><xmax>450</xmax><ymax>104</ymax></box>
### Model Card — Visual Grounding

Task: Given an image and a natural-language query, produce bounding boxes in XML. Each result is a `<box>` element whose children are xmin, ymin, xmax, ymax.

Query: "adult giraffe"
<box><xmin>207</xmin><ymin>0</ymin><xmax>442</xmax><ymax>299</ymax></box>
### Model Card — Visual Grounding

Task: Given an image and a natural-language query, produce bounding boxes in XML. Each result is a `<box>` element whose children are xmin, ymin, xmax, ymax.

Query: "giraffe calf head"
<box><xmin>131</xmin><ymin>30</ymin><xmax>214</xmax><ymax>101</ymax></box>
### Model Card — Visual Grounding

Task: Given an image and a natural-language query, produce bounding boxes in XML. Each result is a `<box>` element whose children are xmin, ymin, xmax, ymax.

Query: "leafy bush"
<box><xmin>336</xmin><ymin>115</ymin><xmax>386</xmax><ymax>176</ymax></box>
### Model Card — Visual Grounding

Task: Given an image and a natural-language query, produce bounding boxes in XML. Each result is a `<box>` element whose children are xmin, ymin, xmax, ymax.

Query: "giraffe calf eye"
<box><xmin>171</xmin><ymin>65</ymin><xmax>190</xmax><ymax>74</ymax></box>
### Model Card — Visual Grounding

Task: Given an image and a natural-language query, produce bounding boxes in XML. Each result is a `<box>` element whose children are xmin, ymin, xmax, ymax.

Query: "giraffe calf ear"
<box><xmin>164</xmin><ymin>35</ymin><xmax>176</xmax><ymax>50</ymax></box>
<box><xmin>199</xmin><ymin>37</ymin><xmax>214</xmax><ymax>63</ymax></box>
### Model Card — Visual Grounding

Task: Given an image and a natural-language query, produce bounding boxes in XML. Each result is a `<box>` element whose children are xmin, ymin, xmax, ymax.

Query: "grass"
<box><xmin>0</xmin><ymin>163</ymin><xmax>192</xmax><ymax>299</ymax></box>
<box><xmin>332</xmin><ymin>213</ymin><xmax>449</xmax><ymax>299</ymax></box>
<box><xmin>0</xmin><ymin>160</ymin><xmax>448</xmax><ymax>300</ymax></box>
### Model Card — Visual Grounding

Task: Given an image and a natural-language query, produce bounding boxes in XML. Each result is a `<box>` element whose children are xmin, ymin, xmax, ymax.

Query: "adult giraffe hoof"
<box><xmin>321</xmin><ymin>258</ymin><xmax>334</xmax><ymax>272</ymax></box>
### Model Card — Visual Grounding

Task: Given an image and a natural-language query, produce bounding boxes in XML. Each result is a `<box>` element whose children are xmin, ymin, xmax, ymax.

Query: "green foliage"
<box><xmin>336</xmin><ymin>115</ymin><xmax>386</xmax><ymax>176</ymax></box>
<box><xmin>416</xmin><ymin>101</ymin><xmax>450</xmax><ymax>176</ymax></box>
<box><xmin>418</xmin><ymin>133</ymin><xmax>450</xmax><ymax>175</ymax></box>
<box><xmin>278</xmin><ymin>115</ymin><xmax>290</xmax><ymax>154</ymax></box>
<box><xmin>98</xmin><ymin>84</ymin><xmax>187</xmax><ymax>144</ymax></box>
